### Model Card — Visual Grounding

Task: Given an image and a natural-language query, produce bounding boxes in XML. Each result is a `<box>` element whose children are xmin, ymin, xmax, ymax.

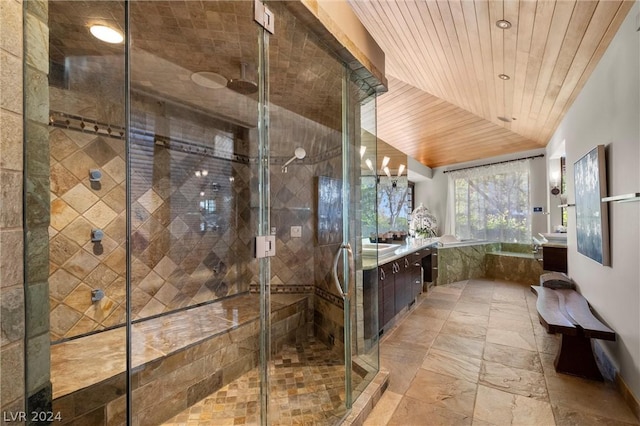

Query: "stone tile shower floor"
<box><xmin>163</xmin><ymin>338</ymin><xmax>362</xmax><ymax>426</ymax></box>
<box><xmin>365</xmin><ymin>278</ymin><xmax>639</xmax><ymax>426</ymax></box>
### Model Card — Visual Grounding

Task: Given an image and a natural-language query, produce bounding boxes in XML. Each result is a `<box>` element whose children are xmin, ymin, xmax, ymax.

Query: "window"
<box><xmin>377</xmin><ymin>176</ymin><xmax>409</xmax><ymax>231</ymax></box>
<box><xmin>408</xmin><ymin>181</ymin><xmax>415</xmax><ymax>213</ymax></box>
<box><xmin>449</xmin><ymin>160</ymin><xmax>531</xmax><ymax>243</ymax></box>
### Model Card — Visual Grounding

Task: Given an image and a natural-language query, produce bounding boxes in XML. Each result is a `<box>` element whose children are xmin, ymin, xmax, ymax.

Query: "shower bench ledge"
<box><xmin>51</xmin><ymin>293</ymin><xmax>310</xmax><ymax>424</ymax></box>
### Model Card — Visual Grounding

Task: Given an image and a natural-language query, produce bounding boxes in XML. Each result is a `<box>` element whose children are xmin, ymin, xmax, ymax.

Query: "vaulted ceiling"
<box><xmin>349</xmin><ymin>0</ymin><xmax>634</xmax><ymax>168</ymax></box>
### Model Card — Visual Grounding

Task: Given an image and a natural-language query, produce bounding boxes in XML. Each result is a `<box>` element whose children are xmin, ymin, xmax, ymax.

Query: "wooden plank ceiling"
<box><xmin>349</xmin><ymin>0</ymin><xmax>634</xmax><ymax>168</ymax></box>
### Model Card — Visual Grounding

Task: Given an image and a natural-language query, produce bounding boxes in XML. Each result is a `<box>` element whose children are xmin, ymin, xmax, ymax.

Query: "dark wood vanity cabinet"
<box><xmin>542</xmin><ymin>245</ymin><xmax>567</xmax><ymax>273</ymax></box>
<box><xmin>364</xmin><ymin>248</ymin><xmax>431</xmax><ymax>338</ymax></box>
<box><xmin>409</xmin><ymin>250</ymin><xmax>424</xmax><ymax>299</ymax></box>
<box><xmin>379</xmin><ymin>263</ymin><xmax>395</xmax><ymax>327</ymax></box>
<box><xmin>421</xmin><ymin>248</ymin><xmax>438</xmax><ymax>285</ymax></box>
<box><xmin>395</xmin><ymin>258</ymin><xmax>411</xmax><ymax>313</ymax></box>
<box><xmin>432</xmin><ymin>249</ymin><xmax>438</xmax><ymax>284</ymax></box>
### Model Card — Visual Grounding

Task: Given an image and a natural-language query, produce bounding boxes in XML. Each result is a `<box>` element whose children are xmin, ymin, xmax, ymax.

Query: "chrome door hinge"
<box><xmin>254</xmin><ymin>0</ymin><xmax>275</xmax><ymax>34</ymax></box>
<box><xmin>255</xmin><ymin>235</ymin><xmax>276</xmax><ymax>258</ymax></box>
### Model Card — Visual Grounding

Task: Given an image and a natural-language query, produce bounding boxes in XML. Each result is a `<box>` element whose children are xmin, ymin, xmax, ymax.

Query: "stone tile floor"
<box><xmin>364</xmin><ymin>278</ymin><xmax>639</xmax><ymax>425</ymax></box>
<box><xmin>163</xmin><ymin>338</ymin><xmax>360</xmax><ymax>425</ymax></box>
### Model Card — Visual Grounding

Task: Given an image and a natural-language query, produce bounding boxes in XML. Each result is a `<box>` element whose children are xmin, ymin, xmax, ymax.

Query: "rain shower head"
<box><xmin>227</xmin><ymin>62</ymin><xmax>258</xmax><ymax>95</ymax></box>
<box><xmin>281</xmin><ymin>147</ymin><xmax>307</xmax><ymax>172</ymax></box>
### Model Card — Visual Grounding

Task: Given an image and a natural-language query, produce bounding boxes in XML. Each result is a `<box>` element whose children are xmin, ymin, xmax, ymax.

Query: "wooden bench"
<box><xmin>531</xmin><ymin>285</ymin><xmax>615</xmax><ymax>381</ymax></box>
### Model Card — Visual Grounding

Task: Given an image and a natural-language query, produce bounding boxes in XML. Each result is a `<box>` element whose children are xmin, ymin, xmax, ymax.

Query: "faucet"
<box><xmin>531</xmin><ymin>237</ymin><xmax>540</xmax><ymax>252</ymax></box>
<box><xmin>531</xmin><ymin>237</ymin><xmax>544</xmax><ymax>259</ymax></box>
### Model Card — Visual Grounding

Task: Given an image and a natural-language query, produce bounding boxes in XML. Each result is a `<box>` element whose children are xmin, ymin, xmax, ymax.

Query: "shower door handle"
<box><xmin>332</xmin><ymin>242</ymin><xmax>354</xmax><ymax>300</ymax></box>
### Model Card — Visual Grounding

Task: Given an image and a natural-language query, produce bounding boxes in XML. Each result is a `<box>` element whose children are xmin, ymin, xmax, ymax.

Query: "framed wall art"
<box><xmin>574</xmin><ymin>144</ymin><xmax>610</xmax><ymax>266</ymax></box>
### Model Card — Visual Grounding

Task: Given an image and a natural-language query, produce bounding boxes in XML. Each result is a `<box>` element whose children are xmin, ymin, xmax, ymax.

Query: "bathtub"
<box><xmin>438</xmin><ymin>235</ymin><xmax>491</xmax><ymax>247</ymax></box>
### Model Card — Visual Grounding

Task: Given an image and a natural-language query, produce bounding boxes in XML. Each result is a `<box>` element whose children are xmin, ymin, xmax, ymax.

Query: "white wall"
<box><xmin>547</xmin><ymin>140</ymin><xmax>566</xmax><ymax>231</ymax></box>
<box><xmin>529</xmin><ymin>156</ymin><xmax>549</xmax><ymax>237</ymax></box>
<box><xmin>414</xmin><ymin>151</ymin><xmax>547</xmax><ymax>238</ymax></box>
<box><xmin>546</xmin><ymin>2</ymin><xmax>639</xmax><ymax>401</ymax></box>
<box><xmin>414</xmin><ymin>170</ymin><xmax>447</xmax><ymax>235</ymax></box>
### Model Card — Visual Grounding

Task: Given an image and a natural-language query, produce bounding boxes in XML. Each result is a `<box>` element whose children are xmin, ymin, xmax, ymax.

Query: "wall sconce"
<box><xmin>195</xmin><ymin>169</ymin><xmax>208</xmax><ymax>177</ymax></box>
<box><xmin>381</xmin><ymin>156</ymin><xmax>390</xmax><ymax>170</ymax></box>
<box><xmin>383</xmin><ymin>166</ymin><xmax>391</xmax><ymax>178</ymax></box>
<box><xmin>360</xmin><ymin>146</ymin><xmax>367</xmax><ymax>158</ymax></box>
<box><xmin>365</xmin><ymin>158</ymin><xmax>374</xmax><ymax>171</ymax></box>
<box><xmin>397</xmin><ymin>164</ymin><xmax>405</xmax><ymax>176</ymax></box>
<box><xmin>550</xmin><ymin>171</ymin><xmax>560</xmax><ymax>196</ymax></box>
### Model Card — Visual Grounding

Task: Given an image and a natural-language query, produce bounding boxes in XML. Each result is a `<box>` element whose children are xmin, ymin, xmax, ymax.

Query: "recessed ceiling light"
<box><xmin>496</xmin><ymin>20</ymin><xmax>512</xmax><ymax>29</ymax></box>
<box><xmin>89</xmin><ymin>25</ymin><xmax>124</xmax><ymax>44</ymax></box>
<box><xmin>497</xmin><ymin>116</ymin><xmax>512</xmax><ymax>123</ymax></box>
<box><xmin>498</xmin><ymin>74</ymin><xmax>511</xmax><ymax>80</ymax></box>
<box><xmin>190</xmin><ymin>71</ymin><xmax>228</xmax><ymax>89</ymax></box>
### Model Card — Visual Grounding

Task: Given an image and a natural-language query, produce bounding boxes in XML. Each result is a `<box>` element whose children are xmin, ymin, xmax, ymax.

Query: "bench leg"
<box><xmin>554</xmin><ymin>334</ymin><xmax>603</xmax><ymax>381</ymax></box>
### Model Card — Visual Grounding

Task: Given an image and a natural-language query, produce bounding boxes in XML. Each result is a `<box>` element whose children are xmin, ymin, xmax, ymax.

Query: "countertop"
<box><xmin>542</xmin><ymin>242</ymin><xmax>568</xmax><ymax>248</ymax></box>
<box><xmin>362</xmin><ymin>238</ymin><xmax>440</xmax><ymax>270</ymax></box>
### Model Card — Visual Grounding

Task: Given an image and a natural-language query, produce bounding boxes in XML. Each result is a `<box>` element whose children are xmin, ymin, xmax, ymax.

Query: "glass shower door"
<box><xmin>262</xmin><ymin>2</ymin><xmax>378</xmax><ymax>423</ymax></box>
<box><xmin>127</xmin><ymin>2</ymin><xmax>263</xmax><ymax>424</ymax></box>
<box><xmin>40</xmin><ymin>0</ymin><xmax>378</xmax><ymax>423</ymax></box>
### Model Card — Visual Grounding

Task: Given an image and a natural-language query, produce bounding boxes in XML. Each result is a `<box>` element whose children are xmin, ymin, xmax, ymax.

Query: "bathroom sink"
<box><xmin>362</xmin><ymin>243</ymin><xmax>398</xmax><ymax>258</ymax></box>
<box><xmin>540</xmin><ymin>233</ymin><xmax>567</xmax><ymax>243</ymax></box>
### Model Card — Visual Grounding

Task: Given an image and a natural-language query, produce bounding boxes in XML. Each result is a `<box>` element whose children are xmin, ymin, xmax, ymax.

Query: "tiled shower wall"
<box><xmin>1</xmin><ymin>0</ymin><xmax>26</xmax><ymax>416</ymax></box>
<box><xmin>267</xmin><ymin>103</ymin><xmax>347</xmax><ymax>349</ymax></box>
<box><xmin>48</xmin><ymin>88</ymin><xmax>257</xmax><ymax>340</ymax></box>
<box><xmin>48</xmin><ymin>85</ymin><xmax>351</xmax><ymax>342</ymax></box>
<box><xmin>127</xmin><ymin>92</ymin><xmax>254</xmax><ymax>319</ymax></box>
<box><xmin>48</xmin><ymin>126</ymin><xmax>127</xmax><ymax>340</ymax></box>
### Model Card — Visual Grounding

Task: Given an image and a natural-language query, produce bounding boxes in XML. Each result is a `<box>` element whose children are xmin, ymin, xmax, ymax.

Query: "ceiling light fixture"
<box><xmin>496</xmin><ymin>19</ymin><xmax>512</xmax><ymax>29</ymax></box>
<box><xmin>498</xmin><ymin>74</ymin><xmax>510</xmax><ymax>80</ymax></box>
<box><xmin>89</xmin><ymin>25</ymin><xmax>124</xmax><ymax>44</ymax></box>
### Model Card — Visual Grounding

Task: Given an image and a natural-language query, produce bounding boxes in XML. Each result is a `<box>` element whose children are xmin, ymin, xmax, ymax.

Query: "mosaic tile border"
<box><xmin>151</xmin><ymin>134</ymin><xmax>250</xmax><ymax>164</ymax></box>
<box><xmin>51</xmin><ymin>110</ymin><xmax>342</xmax><ymax>167</ymax></box>
<box><xmin>49</xmin><ymin>111</ymin><xmax>125</xmax><ymax>140</ymax></box>
<box><xmin>314</xmin><ymin>286</ymin><xmax>344</xmax><ymax>309</ymax></box>
<box><xmin>249</xmin><ymin>285</ymin><xmax>315</xmax><ymax>294</ymax></box>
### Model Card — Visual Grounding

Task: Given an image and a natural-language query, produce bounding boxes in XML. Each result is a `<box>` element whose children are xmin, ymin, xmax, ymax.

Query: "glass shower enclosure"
<box><xmin>30</xmin><ymin>0</ymin><xmax>380</xmax><ymax>424</ymax></box>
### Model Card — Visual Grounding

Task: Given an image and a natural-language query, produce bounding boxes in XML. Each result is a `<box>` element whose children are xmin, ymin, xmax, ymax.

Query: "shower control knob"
<box><xmin>91</xmin><ymin>229</ymin><xmax>104</xmax><ymax>242</ymax></box>
<box><xmin>91</xmin><ymin>289</ymin><xmax>105</xmax><ymax>303</ymax></box>
<box><xmin>89</xmin><ymin>169</ymin><xmax>102</xmax><ymax>182</ymax></box>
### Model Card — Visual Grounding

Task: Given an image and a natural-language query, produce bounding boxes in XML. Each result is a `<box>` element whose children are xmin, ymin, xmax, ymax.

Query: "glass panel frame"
<box><xmin>32</xmin><ymin>1</ymin><xmax>380</xmax><ymax>423</ymax></box>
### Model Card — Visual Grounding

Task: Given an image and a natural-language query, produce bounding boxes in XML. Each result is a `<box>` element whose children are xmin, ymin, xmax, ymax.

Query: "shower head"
<box><xmin>281</xmin><ymin>147</ymin><xmax>307</xmax><ymax>172</ymax></box>
<box><xmin>294</xmin><ymin>147</ymin><xmax>306</xmax><ymax>159</ymax></box>
<box><xmin>227</xmin><ymin>62</ymin><xmax>258</xmax><ymax>95</ymax></box>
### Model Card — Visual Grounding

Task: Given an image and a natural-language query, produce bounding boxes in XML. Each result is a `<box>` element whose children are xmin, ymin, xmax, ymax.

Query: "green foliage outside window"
<box><xmin>453</xmin><ymin>164</ymin><xmax>531</xmax><ymax>243</ymax></box>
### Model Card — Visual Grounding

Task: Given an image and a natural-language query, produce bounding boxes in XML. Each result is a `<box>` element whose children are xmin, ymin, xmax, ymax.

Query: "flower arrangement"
<box><xmin>410</xmin><ymin>203</ymin><xmax>438</xmax><ymax>238</ymax></box>
<box><xmin>415</xmin><ymin>226</ymin><xmax>437</xmax><ymax>238</ymax></box>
